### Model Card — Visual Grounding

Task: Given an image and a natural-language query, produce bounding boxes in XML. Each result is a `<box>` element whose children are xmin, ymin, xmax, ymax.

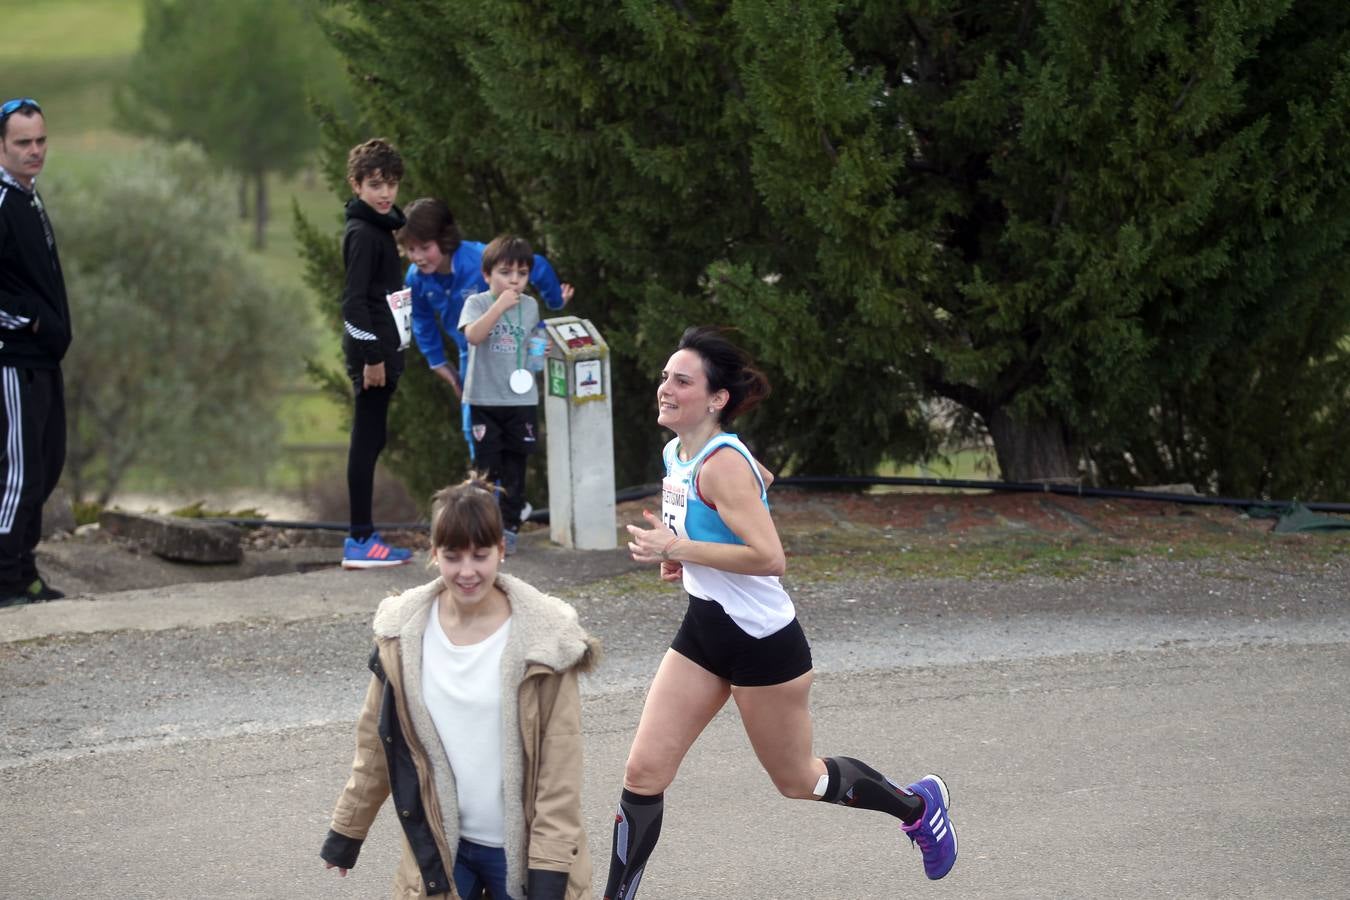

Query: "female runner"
<box><xmin>603</xmin><ymin>326</ymin><xmax>958</xmax><ymax>898</ymax></box>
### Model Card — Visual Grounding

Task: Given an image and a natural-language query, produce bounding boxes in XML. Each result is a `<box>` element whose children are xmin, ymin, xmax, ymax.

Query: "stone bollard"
<box><xmin>98</xmin><ymin>510</ymin><xmax>244</xmax><ymax>564</ymax></box>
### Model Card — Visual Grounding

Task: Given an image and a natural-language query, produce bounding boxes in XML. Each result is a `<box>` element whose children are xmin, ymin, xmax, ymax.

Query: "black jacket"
<box><xmin>0</xmin><ymin>169</ymin><xmax>71</xmax><ymax>368</ymax></box>
<box><xmin>341</xmin><ymin>198</ymin><xmax>407</xmax><ymax>369</ymax></box>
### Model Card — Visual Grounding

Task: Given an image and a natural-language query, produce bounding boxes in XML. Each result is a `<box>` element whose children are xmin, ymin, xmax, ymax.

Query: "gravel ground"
<box><xmin>5</xmin><ymin>490</ymin><xmax>1348</xmax><ymax>765</ymax></box>
<box><xmin>2</xmin><ymin>491</ymin><xmax>1348</xmax><ymax>899</ymax></box>
<box><xmin>3</xmin><ymin>545</ymin><xmax>1346</xmax><ymax>768</ymax></box>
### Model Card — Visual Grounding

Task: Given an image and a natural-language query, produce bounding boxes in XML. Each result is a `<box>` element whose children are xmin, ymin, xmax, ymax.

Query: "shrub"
<box><xmin>51</xmin><ymin>144</ymin><xmax>308</xmax><ymax>503</ymax></box>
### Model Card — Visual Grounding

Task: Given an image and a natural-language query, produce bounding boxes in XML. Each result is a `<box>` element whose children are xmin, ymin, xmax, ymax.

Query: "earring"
<box><xmin>707</xmin><ymin>406</ymin><xmax>715</xmax><ymax>414</ymax></box>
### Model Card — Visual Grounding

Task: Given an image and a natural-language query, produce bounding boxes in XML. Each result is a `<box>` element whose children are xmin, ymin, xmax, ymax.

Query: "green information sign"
<box><xmin>548</xmin><ymin>357</ymin><xmax>567</xmax><ymax>398</ymax></box>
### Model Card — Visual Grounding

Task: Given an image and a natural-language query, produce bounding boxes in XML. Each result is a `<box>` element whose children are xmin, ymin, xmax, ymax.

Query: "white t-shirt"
<box><xmin>421</xmin><ymin>600</ymin><xmax>512</xmax><ymax>847</ymax></box>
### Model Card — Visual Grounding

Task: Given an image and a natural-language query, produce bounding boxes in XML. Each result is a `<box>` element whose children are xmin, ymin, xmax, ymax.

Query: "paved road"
<box><xmin>2</xmin><ymin>539</ymin><xmax>1348</xmax><ymax>898</ymax></box>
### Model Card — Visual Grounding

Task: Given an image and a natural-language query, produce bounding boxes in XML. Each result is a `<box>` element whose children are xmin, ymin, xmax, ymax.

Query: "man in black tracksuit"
<box><xmin>0</xmin><ymin>99</ymin><xmax>71</xmax><ymax>607</ymax></box>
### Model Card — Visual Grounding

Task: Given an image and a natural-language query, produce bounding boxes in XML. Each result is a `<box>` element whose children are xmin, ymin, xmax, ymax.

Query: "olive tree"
<box><xmin>54</xmin><ymin>144</ymin><xmax>307</xmax><ymax>503</ymax></box>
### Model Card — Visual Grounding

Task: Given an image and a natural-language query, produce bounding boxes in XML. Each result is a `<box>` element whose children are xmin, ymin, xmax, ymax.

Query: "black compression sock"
<box><xmin>603</xmin><ymin>789</ymin><xmax>664</xmax><ymax>900</ymax></box>
<box><xmin>820</xmin><ymin>756</ymin><xmax>924</xmax><ymax>825</ymax></box>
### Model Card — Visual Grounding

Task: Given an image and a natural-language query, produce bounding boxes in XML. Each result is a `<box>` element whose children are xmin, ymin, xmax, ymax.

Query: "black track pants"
<box><xmin>346</xmin><ymin>382</ymin><xmax>395</xmax><ymax>540</ymax></box>
<box><xmin>0</xmin><ymin>366</ymin><xmax>65</xmax><ymax>588</ymax></box>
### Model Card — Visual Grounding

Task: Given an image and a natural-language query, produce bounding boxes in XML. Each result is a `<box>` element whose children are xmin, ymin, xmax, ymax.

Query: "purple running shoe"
<box><xmin>901</xmin><ymin>774</ymin><xmax>957</xmax><ymax>879</ymax></box>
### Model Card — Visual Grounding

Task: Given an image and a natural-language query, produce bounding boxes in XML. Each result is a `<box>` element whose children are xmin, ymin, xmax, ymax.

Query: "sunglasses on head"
<box><xmin>1</xmin><ymin>98</ymin><xmax>41</xmax><ymax>122</ymax></box>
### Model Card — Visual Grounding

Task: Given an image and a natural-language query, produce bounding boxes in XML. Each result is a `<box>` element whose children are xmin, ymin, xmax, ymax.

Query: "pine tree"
<box><xmin>729</xmin><ymin>0</ymin><xmax>1350</xmax><ymax>487</ymax></box>
<box><xmin>308</xmin><ymin>0</ymin><xmax>1350</xmax><ymax>496</ymax></box>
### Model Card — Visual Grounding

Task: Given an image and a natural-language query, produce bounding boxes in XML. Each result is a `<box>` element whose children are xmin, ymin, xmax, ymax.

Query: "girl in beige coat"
<box><xmin>321</xmin><ymin>478</ymin><xmax>598</xmax><ymax>899</ymax></box>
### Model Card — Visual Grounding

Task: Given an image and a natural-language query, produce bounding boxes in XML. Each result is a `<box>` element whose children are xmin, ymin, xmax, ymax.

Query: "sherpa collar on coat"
<box><xmin>371</xmin><ymin>572</ymin><xmax>596</xmax><ymax>897</ymax></box>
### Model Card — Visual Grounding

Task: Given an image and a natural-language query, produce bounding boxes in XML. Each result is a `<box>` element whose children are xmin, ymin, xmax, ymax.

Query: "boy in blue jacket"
<box><xmin>398</xmin><ymin>198</ymin><xmax>571</xmax><ymax>463</ymax></box>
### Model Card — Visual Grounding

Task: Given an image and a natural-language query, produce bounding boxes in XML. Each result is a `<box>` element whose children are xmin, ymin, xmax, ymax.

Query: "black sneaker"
<box><xmin>27</xmin><ymin>576</ymin><xmax>64</xmax><ymax>601</ymax></box>
<box><xmin>0</xmin><ymin>577</ymin><xmax>63</xmax><ymax>608</ymax></box>
<box><xmin>0</xmin><ymin>592</ymin><xmax>31</xmax><ymax>609</ymax></box>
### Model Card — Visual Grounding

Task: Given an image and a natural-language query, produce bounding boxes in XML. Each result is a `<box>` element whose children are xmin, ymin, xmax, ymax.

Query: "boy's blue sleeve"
<box><xmin>530</xmin><ymin>254</ymin><xmax>566</xmax><ymax>310</ymax></box>
<box><xmin>448</xmin><ymin>303</ymin><xmax>470</xmax><ymax>353</ymax></box>
<box><xmin>407</xmin><ymin>267</ymin><xmax>450</xmax><ymax>369</ymax></box>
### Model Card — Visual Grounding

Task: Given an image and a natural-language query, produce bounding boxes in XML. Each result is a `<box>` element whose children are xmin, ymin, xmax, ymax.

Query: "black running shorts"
<box><xmin>670</xmin><ymin>593</ymin><xmax>813</xmax><ymax>687</ymax></box>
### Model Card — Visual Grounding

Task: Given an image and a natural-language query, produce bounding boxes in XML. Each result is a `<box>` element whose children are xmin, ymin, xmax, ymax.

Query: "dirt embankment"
<box><xmin>34</xmin><ymin>488</ymin><xmax>1342</xmax><ymax>599</ymax></box>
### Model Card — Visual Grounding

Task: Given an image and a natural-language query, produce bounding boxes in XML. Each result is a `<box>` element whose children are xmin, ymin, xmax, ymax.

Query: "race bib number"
<box><xmin>386</xmin><ymin>288</ymin><xmax>412</xmax><ymax>350</ymax></box>
<box><xmin>661</xmin><ymin>475</ymin><xmax>688</xmax><ymax>537</ymax></box>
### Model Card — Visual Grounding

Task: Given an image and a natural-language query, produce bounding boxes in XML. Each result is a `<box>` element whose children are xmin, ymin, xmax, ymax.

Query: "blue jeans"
<box><xmin>462</xmin><ymin>400</ymin><xmax>475</xmax><ymax>462</ymax></box>
<box><xmin>453</xmin><ymin>837</ymin><xmax>512</xmax><ymax>900</ymax></box>
<box><xmin>458</xmin><ymin>350</ymin><xmax>475</xmax><ymax>462</ymax></box>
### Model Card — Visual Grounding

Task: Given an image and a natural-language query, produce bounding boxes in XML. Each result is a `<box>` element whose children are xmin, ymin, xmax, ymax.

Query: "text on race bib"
<box><xmin>662</xmin><ymin>476</ymin><xmax>688</xmax><ymax>536</ymax></box>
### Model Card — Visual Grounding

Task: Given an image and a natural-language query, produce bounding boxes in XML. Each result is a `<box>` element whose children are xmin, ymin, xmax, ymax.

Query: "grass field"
<box><xmin>2</xmin><ymin>0</ymin><xmax>341</xmax><ymax>295</ymax></box>
<box><xmin>2</xmin><ymin>0</ymin><xmax>146</xmax><ymax>160</ymax></box>
<box><xmin>883</xmin><ymin>447</ymin><xmax>998</xmax><ymax>483</ymax></box>
<box><xmin>3</xmin><ymin>0</ymin><xmax>350</xmax><ymax>496</ymax></box>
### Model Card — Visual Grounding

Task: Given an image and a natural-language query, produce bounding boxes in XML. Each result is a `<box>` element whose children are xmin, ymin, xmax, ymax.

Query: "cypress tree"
<box><xmin>307</xmin><ymin>0</ymin><xmax>1350</xmax><ymax>497</ymax></box>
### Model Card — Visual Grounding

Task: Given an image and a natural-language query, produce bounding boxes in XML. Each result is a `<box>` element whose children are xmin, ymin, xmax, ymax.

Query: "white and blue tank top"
<box><xmin>661</xmin><ymin>433</ymin><xmax>795</xmax><ymax>638</ymax></box>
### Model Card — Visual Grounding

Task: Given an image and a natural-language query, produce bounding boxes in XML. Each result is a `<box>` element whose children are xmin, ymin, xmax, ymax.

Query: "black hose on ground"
<box><xmin>774</xmin><ymin>475</ymin><xmax>1350</xmax><ymax>514</ymax></box>
<box><xmin>205</xmin><ymin>476</ymin><xmax>1350</xmax><ymax>531</ymax></box>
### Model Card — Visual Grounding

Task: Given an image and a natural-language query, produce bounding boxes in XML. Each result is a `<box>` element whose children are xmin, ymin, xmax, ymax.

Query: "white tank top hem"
<box><xmin>661</xmin><ymin>433</ymin><xmax>795</xmax><ymax>638</ymax></box>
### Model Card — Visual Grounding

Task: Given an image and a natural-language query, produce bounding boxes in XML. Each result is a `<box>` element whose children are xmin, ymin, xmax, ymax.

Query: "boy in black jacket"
<box><xmin>340</xmin><ymin>139</ymin><xmax>412</xmax><ymax>569</ymax></box>
<box><xmin>0</xmin><ymin>98</ymin><xmax>71</xmax><ymax>607</ymax></box>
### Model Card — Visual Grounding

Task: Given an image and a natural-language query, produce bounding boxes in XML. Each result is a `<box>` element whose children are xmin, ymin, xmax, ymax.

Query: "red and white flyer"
<box><xmin>386</xmin><ymin>287</ymin><xmax>413</xmax><ymax>350</ymax></box>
